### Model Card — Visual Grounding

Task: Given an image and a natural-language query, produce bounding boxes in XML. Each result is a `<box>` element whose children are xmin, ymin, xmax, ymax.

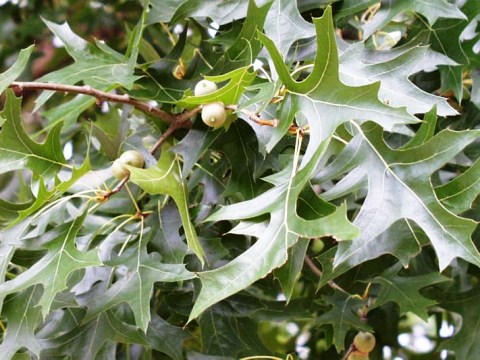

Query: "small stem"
<box><xmin>304</xmin><ymin>256</ymin><xmax>350</xmax><ymax>294</ymax></box>
<box><xmin>226</xmin><ymin>105</ymin><xmax>279</xmax><ymax>127</ymax></box>
<box><xmin>149</xmin><ymin>125</ymin><xmax>178</xmax><ymax>155</ymax></box>
<box><xmin>125</xmin><ymin>183</ymin><xmax>142</xmax><ymax>214</ymax></box>
<box><xmin>304</xmin><ymin>255</ymin><xmax>323</xmax><ymax>277</ymax></box>
<box><xmin>341</xmin><ymin>344</ymin><xmax>355</xmax><ymax>360</ymax></box>
<box><xmin>149</xmin><ymin>106</ymin><xmax>201</xmax><ymax>155</ymax></box>
<box><xmin>104</xmin><ymin>175</ymin><xmax>130</xmax><ymax>200</ymax></box>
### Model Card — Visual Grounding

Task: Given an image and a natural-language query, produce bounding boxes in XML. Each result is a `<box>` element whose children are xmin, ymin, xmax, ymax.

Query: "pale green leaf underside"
<box><xmin>0</xmin><ymin>45</ymin><xmax>34</xmax><ymax>95</ymax></box>
<box><xmin>0</xmin><ymin>212</ymin><xmax>101</xmax><ymax>318</ymax></box>
<box><xmin>318</xmin><ymin>122</ymin><xmax>480</xmax><ymax>271</ymax></box>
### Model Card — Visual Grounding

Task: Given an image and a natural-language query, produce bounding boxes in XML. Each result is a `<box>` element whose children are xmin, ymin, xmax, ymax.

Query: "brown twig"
<box><xmin>226</xmin><ymin>104</ymin><xmax>279</xmax><ymax>127</ymax></box>
<box><xmin>9</xmin><ymin>81</ymin><xmax>177</xmax><ymax>124</ymax></box>
<box><xmin>304</xmin><ymin>256</ymin><xmax>350</xmax><ymax>294</ymax></box>
<box><xmin>149</xmin><ymin>105</ymin><xmax>202</xmax><ymax>155</ymax></box>
<box><xmin>102</xmin><ymin>175</ymin><xmax>129</xmax><ymax>200</ymax></box>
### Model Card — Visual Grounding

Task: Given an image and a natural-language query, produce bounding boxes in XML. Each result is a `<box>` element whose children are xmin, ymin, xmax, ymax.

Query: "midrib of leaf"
<box><xmin>87</xmin><ymin>316</ymin><xmax>101</xmax><ymax>356</ymax></box>
<box><xmin>351</xmin><ymin>122</ymin><xmax>479</xmax><ymax>268</ymax></box>
<box><xmin>439</xmin><ymin>179</ymin><xmax>480</xmax><ymax>201</ymax></box>
<box><xmin>418</xmin><ymin>15</ymin><xmax>466</xmax><ymax>80</ymax></box>
<box><xmin>209</xmin><ymin>310</ymin><xmax>225</xmax><ymax>357</ymax></box>
<box><xmin>406</xmin><ymin>218</ymin><xmax>424</xmax><ymax>247</ymax></box>
<box><xmin>15</xmin><ymin>285</ymin><xmax>36</xmax><ymax>340</ymax></box>
<box><xmin>130</xmin><ymin>159</ymin><xmax>177</xmax><ymax>184</ymax></box>
<box><xmin>339</xmin><ymin>297</ymin><xmax>353</xmax><ymax>330</ymax></box>
<box><xmin>339</xmin><ymin>49</ymin><xmax>452</xmax><ymax>110</ymax></box>
<box><xmin>377</xmin><ymin>277</ymin><xmax>421</xmax><ymax>311</ymax></box>
<box><xmin>0</xmin><ymin>147</ymin><xmax>69</xmax><ymax>169</ymax></box>
<box><xmin>231</xmin><ymin>67</ymin><xmax>254</xmax><ymax>103</ymax></box>
<box><xmin>208</xmin><ymin>216</ymin><xmax>287</xmax><ymax>302</ymax></box>
<box><xmin>44</xmin><ymin>63</ymin><xmax>130</xmax><ymax>83</ymax></box>
<box><xmin>293</xmin><ymin>94</ymin><xmax>413</xmax><ymax>124</ymax></box>
<box><xmin>435</xmin><ymin>161</ymin><xmax>480</xmax><ymax>202</ymax></box>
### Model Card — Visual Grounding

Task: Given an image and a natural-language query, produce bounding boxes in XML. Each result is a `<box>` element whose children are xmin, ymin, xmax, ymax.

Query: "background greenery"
<box><xmin>1</xmin><ymin>0</ymin><xmax>480</xmax><ymax>359</ymax></box>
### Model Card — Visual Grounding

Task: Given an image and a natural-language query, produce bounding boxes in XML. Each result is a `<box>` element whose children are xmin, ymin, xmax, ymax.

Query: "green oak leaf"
<box><xmin>174</xmin><ymin>121</ymin><xmax>258</xmax><ymax>201</ymax></box>
<box><xmin>435</xmin><ymin>158</ymin><xmax>480</xmax><ymax>214</ymax></box>
<box><xmin>400</xmin><ymin>105</ymin><xmax>437</xmax><ymax>149</ymax></box>
<box><xmin>362</xmin><ymin>0</ymin><xmax>466</xmax><ymax>38</ymax></box>
<box><xmin>0</xmin><ymin>244</ymin><xmax>19</xmax><ymax>293</ymax></box>
<box><xmin>221</xmin><ymin>0</ymin><xmax>272</xmax><ymax>69</ymax></box>
<box><xmin>316</xmin><ymin>111</ymin><xmax>477</xmax><ymax>286</ymax></box>
<box><xmin>316</xmin><ymin>290</ymin><xmax>371</xmax><ymax>352</ymax></box>
<box><xmin>146</xmin><ymin>202</ymin><xmax>189</xmax><ymax>264</ymax></box>
<box><xmin>317</xmin><ymin>122</ymin><xmax>480</xmax><ymax>271</ymax></box>
<box><xmin>145</xmin><ymin>0</ymin><xmax>184</xmax><ymax>24</ymax></box>
<box><xmin>264</xmin><ymin>0</ymin><xmax>315</xmax><ymax>58</ymax></box>
<box><xmin>430</xmin><ymin>0</ymin><xmax>480</xmax><ymax>99</ymax></box>
<box><xmin>146</xmin><ymin>314</ymin><xmax>191</xmax><ymax>360</ymax></box>
<box><xmin>0</xmin><ymin>211</ymin><xmax>101</xmax><ymax>317</ymax></box>
<box><xmin>181</xmin><ymin>66</ymin><xmax>256</xmax><ymax>106</ymax></box>
<box><xmin>128</xmin><ymin>142</ymin><xmax>205</xmax><ymax>264</ymax></box>
<box><xmin>169</xmin><ymin>0</ymin><xmax>270</xmax><ymax>26</ymax></box>
<box><xmin>334</xmin><ymin>0</ymin><xmax>376</xmax><ymax>21</ymax></box>
<box><xmin>274</xmin><ymin>186</ymin><xmax>337</xmax><ymax>301</ymax></box>
<box><xmin>339</xmin><ymin>39</ymin><xmax>458</xmax><ymax>116</ymax></box>
<box><xmin>369</xmin><ymin>263</ymin><xmax>450</xmax><ymax>320</ymax></box>
<box><xmin>172</xmin><ymin>122</ymin><xmax>223</xmax><ymax>177</ymax></box>
<box><xmin>177</xmin><ymin>0</ymin><xmax>271</xmax><ymax>74</ymax></box>
<box><xmin>141</xmin><ymin>0</ymin><xmax>268</xmax><ymax>104</ymax></box>
<box><xmin>212</xmin><ymin>121</ymin><xmax>258</xmax><ymax>200</ymax></box>
<box><xmin>83</xmin><ymin>243</ymin><xmax>195</xmax><ymax>332</ymax></box>
<box><xmin>188</xmin><ymin>133</ymin><xmax>359</xmax><ymax>322</ymax></box>
<box><xmin>0</xmin><ymin>200</ymin><xmax>31</xmax><ymax>227</ymax></box>
<box><xmin>431</xmin><ymin>20</ymin><xmax>467</xmax><ymax>100</ymax></box>
<box><xmin>258</xmin><ymin>6</ymin><xmax>418</xmax><ymax>167</ymax></box>
<box><xmin>0</xmin><ymin>91</ymin><xmax>66</xmax><ymax>178</ymax></box>
<box><xmin>439</xmin><ymin>287</ymin><xmax>480</xmax><ymax>360</ymax></box>
<box><xmin>273</xmin><ymin>238</ymin><xmax>309</xmax><ymax>302</ymax></box>
<box><xmin>36</xmin><ymin>19</ymin><xmax>139</xmax><ymax>105</ymax></box>
<box><xmin>13</xmin><ymin>159</ymin><xmax>91</xmax><ymax>225</ymax></box>
<box><xmin>33</xmin><ymin>13</ymin><xmax>145</xmax><ymax>127</ymax></box>
<box><xmin>461</xmin><ymin>7</ymin><xmax>480</xmax><ymax>70</ymax></box>
<box><xmin>0</xmin><ymin>286</ymin><xmax>42</xmax><ymax>358</ymax></box>
<box><xmin>198</xmin><ymin>307</ymin><xmax>270</xmax><ymax>357</ymax></box>
<box><xmin>316</xmin><ymin>220</ymin><xmax>430</xmax><ymax>290</ymax></box>
<box><xmin>0</xmin><ymin>45</ymin><xmax>34</xmax><ymax>94</ymax></box>
<box><xmin>39</xmin><ymin>311</ymin><xmax>148</xmax><ymax>360</ymax></box>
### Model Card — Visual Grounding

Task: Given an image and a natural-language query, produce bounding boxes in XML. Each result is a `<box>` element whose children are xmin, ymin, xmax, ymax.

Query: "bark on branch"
<box><xmin>9</xmin><ymin>81</ymin><xmax>179</xmax><ymax>124</ymax></box>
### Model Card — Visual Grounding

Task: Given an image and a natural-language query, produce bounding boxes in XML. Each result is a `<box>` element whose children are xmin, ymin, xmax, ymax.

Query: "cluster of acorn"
<box><xmin>111</xmin><ymin>79</ymin><xmax>225</xmax><ymax>179</ymax></box>
<box><xmin>194</xmin><ymin>79</ymin><xmax>227</xmax><ymax>128</ymax></box>
<box><xmin>348</xmin><ymin>332</ymin><xmax>376</xmax><ymax>360</ymax></box>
